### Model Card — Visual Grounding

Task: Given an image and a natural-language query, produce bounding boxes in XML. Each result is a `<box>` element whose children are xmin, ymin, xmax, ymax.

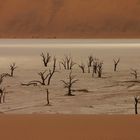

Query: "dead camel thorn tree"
<box><xmin>29</xmin><ymin>57</ymin><xmax>57</xmax><ymax>86</ymax></box>
<box><xmin>131</xmin><ymin>69</ymin><xmax>138</xmax><ymax>79</ymax></box>
<box><xmin>61</xmin><ymin>71</ymin><xmax>78</xmax><ymax>96</ymax></box>
<box><xmin>38</xmin><ymin>70</ymin><xmax>50</xmax><ymax>85</ymax></box>
<box><xmin>47</xmin><ymin>57</ymin><xmax>57</xmax><ymax>85</ymax></box>
<box><xmin>78</xmin><ymin>63</ymin><xmax>85</xmax><ymax>73</ymax></box>
<box><xmin>113</xmin><ymin>58</ymin><xmax>120</xmax><ymax>72</ymax></box>
<box><xmin>0</xmin><ymin>73</ymin><xmax>10</xmax><ymax>85</ymax></box>
<box><xmin>0</xmin><ymin>87</ymin><xmax>6</xmax><ymax>104</ymax></box>
<box><xmin>92</xmin><ymin>58</ymin><xmax>99</xmax><ymax>77</ymax></box>
<box><xmin>97</xmin><ymin>61</ymin><xmax>103</xmax><ymax>78</ymax></box>
<box><xmin>87</xmin><ymin>55</ymin><xmax>94</xmax><ymax>73</ymax></box>
<box><xmin>31</xmin><ymin>70</ymin><xmax>50</xmax><ymax>85</ymax></box>
<box><xmin>60</xmin><ymin>55</ymin><xmax>76</xmax><ymax>70</ymax></box>
<box><xmin>93</xmin><ymin>58</ymin><xmax>99</xmax><ymax>74</ymax></box>
<box><xmin>41</xmin><ymin>52</ymin><xmax>51</xmax><ymax>67</ymax></box>
<box><xmin>10</xmin><ymin>63</ymin><xmax>17</xmax><ymax>77</ymax></box>
<box><xmin>88</xmin><ymin>55</ymin><xmax>93</xmax><ymax>67</ymax></box>
<box><xmin>134</xmin><ymin>96</ymin><xmax>140</xmax><ymax>114</ymax></box>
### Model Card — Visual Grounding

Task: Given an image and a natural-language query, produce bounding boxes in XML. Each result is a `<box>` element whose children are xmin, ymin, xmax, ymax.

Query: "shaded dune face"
<box><xmin>0</xmin><ymin>0</ymin><xmax>140</xmax><ymax>38</ymax></box>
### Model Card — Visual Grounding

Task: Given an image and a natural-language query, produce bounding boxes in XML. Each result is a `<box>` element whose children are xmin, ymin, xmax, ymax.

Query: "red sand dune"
<box><xmin>0</xmin><ymin>115</ymin><xmax>140</xmax><ymax>140</ymax></box>
<box><xmin>0</xmin><ymin>0</ymin><xmax>140</xmax><ymax>38</ymax></box>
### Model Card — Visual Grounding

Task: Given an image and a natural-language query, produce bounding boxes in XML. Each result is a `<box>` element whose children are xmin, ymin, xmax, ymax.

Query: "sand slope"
<box><xmin>1</xmin><ymin>0</ymin><xmax>140</xmax><ymax>38</ymax></box>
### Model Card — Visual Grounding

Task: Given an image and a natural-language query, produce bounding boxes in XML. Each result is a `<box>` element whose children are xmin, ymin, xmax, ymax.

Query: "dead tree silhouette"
<box><xmin>88</xmin><ymin>55</ymin><xmax>93</xmax><ymax>67</ymax></box>
<box><xmin>41</xmin><ymin>52</ymin><xmax>51</xmax><ymax>67</ymax></box>
<box><xmin>61</xmin><ymin>71</ymin><xmax>78</xmax><ymax>96</ymax></box>
<box><xmin>87</xmin><ymin>55</ymin><xmax>94</xmax><ymax>73</ymax></box>
<box><xmin>134</xmin><ymin>96</ymin><xmax>140</xmax><ymax>114</ymax></box>
<box><xmin>9</xmin><ymin>63</ymin><xmax>17</xmax><ymax>77</ymax></box>
<box><xmin>25</xmin><ymin>57</ymin><xmax>57</xmax><ymax>86</ymax></box>
<box><xmin>93</xmin><ymin>58</ymin><xmax>98</xmax><ymax>74</ymax></box>
<box><xmin>131</xmin><ymin>69</ymin><xmax>138</xmax><ymax>79</ymax></box>
<box><xmin>0</xmin><ymin>87</ymin><xmax>6</xmax><ymax>104</ymax></box>
<box><xmin>113</xmin><ymin>58</ymin><xmax>120</xmax><ymax>71</ymax></box>
<box><xmin>97</xmin><ymin>61</ymin><xmax>103</xmax><ymax>78</ymax></box>
<box><xmin>78</xmin><ymin>63</ymin><xmax>85</xmax><ymax>73</ymax></box>
<box><xmin>47</xmin><ymin>57</ymin><xmax>57</xmax><ymax>85</ymax></box>
<box><xmin>60</xmin><ymin>55</ymin><xmax>75</xmax><ymax>70</ymax></box>
<box><xmin>92</xmin><ymin>58</ymin><xmax>99</xmax><ymax>77</ymax></box>
<box><xmin>0</xmin><ymin>73</ymin><xmax>10</xmax><ymax>85</ymax></box>
<box><xmin>30</xmin><ymin>70</ymin><xmax>50</xmax><ymax>85</ymax></box>
<box><xmin>87</xmin><ymin>62</ymin><xmax>91</xmax><ymax>73</ymax></box>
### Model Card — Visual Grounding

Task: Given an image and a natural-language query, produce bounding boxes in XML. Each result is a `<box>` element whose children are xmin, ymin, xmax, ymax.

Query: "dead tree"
<box><xmin>47</xmin><ymin>57</ymin><xmax>57</xmax><ymax>85</ymax></box>
<box><xmin>131</xmin><ymin>69</ymin><xmax>138</xmax><ymax>79</ymax></box>
<box><xmin>27</xmin><ymin>57</ymin><xmax>56</xmax><ymax>86</ymax></box>
<box><xmin>60</xmin><ymin>58</ymin><xmax>67</xmax><ymax>70</ymax></box>
<box><xmin>31</xmin><ymin>70</ymin><xmax>50</xmax><ymax>85</ymax></box>
<box><xmin>0</xmin><ymin>87</ymin><xmax>6</xmax><ymax>104</ymax></box>
<box><xmin>93</xmin><ymin>58</ymin><xmax>98</xmax><ymax>74</ymax></box>
<box><xmin>87</xmin><ymin>62</ymin><xmax>90</xmax><ymax>73</ymax></box>
<box><xmin>92</xmin><ymin>58</ymin><xmax>99</xmax><ymax>77</ymax></box>
<box><xmin>60</xmin><ymin>56</ymin><xmax>75</xmax><ymax>70</ymax></box>
<box><xmin>134</xmin><ymin>96</ymin><xmax>140</xmax><ymax>114</ymax></box>
<box><xmin>78</xmin><ymin>63</ymin><xmax>85</xmax><ymax>73</ymax></box>
<box><xmin>61</xmin><ymin>71</ymin><xmax>78</xmax><ymax>96</ymax></box>
<box><xmin>41</xmin><ymin>52</ymin><xmax>51</xmax><ymax>67</ymax></box>
<box><xmin>87</xmin><ymin>55</ymin><xmax>94</xmax><ymax>73</ymax></box>
<box><xmin>9</xmin><ymin>63</ymin><xmax>17</xmax><ymax>77</ymax></box>
<box><xmin>88</xmin><ymin>55</ymin><xmax>93</xmax><ymax>67</ymax></box>
<box><xmin>66</xmin><ymin>56</ymin><xmax>71</xmax><ymax>70</ymax></box>
<box><xmin>0</xmin><ymin>73</ymin><xmax>10</xmax><ymax>85</ymax></box>
<box><xmin>46</xmin><ymin>89</ymin><xmax>50</xmax><ymax>106</ymax></box>
<box><xmin>113</xmin><ymin>58</ymin><xmax>120</xmax><ymax>71</ymax></box>
<box><xmin>97</xmin><ymin>61</ymin><xmax>103</xmax><ymax>78</ymax></box>
<box><xmin>37</xmin><ymin>70</ymin><xmax>50</xmax><ymax>85</ymax></box>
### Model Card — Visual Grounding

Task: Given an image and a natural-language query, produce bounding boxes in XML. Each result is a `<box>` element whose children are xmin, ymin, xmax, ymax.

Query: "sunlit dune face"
<box><xmin>0</xmin><ymin>0</ymin><xmax>140</xmax><ymax>38</ymax></box>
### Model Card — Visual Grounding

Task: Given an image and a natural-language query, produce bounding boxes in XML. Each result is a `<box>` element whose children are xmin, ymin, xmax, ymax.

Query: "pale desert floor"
<box><xmin>0</xmin><ymin>46</ymin><xmax>140</xmax><ymax>114</ymax></box>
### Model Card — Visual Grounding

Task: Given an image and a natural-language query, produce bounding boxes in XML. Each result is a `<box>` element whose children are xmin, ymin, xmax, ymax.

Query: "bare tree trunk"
<box><xmin>134</xmin><ymin>96</ymin><xmax>140</xmax><ymax>115</ymax></box>
<box><xmin>134</xmin><ymin>97</ymin><xmax>140</xmax><ymax>114</ymax></box>
<box><xmin>97</xmin><ymin>62</ymin><xmax>103</xmax><ymax>78</ymax></box>
<box><xmin>113</xmin><ymin>58</ymin><xmax>120</xmax><ymax>72</ymax></box>
<box><xmin>68</xmin><ymin>86</ymin><xmax>72</xmax><ymax>96</ymax></box>
<box><xmin>135</xmin><ymin>102</ymin><xmax>138</xmax><ymax>114</ymax></box>
<box><xmin>98</xmin><ymin>72</ymin><xmax>102</xmax><ymax>78</ymax></box>
<box><xmin>78</xmin><ymin>63</ymin><xmax>85</xmax><ymax>73</ymax></box>
<box><xmin>2</xmin><ymin>93</ymin><xmax>5</xmax><ymax>103</ymax></box>
<box><xmin>114</xmin><ymin>64</ymin><xmax>117</xmax><ymax>72</ymax></box>
<box><xmin>11</xmin><ymin>70</ymin><xmax>14</xmax><ymax>77</ymax></box>
<box><xmin>46</xmin><ymin>89</ymin><xmax>50</xmax><ymax>106</ymax></box>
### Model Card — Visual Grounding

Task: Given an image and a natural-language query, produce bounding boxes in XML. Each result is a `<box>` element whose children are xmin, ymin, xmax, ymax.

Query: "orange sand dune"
<box><xmin>0</xmin><ymin>0</ymin><xmax>140</xmax><ymax>38</ymax></box>
<box><xmin>0</xmin><ymin>115</ymin><xmax>140</xmax><ymax>140</ymax></box>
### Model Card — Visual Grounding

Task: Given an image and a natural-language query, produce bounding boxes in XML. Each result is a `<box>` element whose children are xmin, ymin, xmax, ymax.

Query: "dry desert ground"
<box><xmin>0</xmin><ymin>46</ymin><xmax>140</xmax><ymax>114</ymax></box>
